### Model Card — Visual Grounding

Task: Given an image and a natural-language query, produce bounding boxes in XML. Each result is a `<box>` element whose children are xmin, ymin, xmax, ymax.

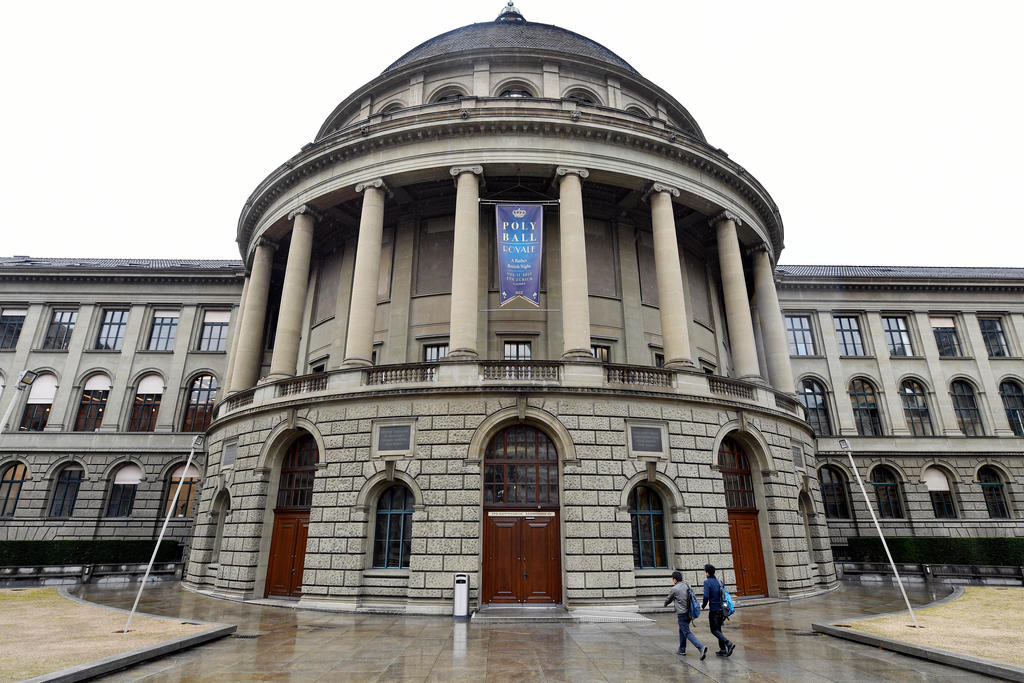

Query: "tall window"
<box><xmin>20</xmin><ymin>372</ymin><xmax>57</xmax><ymax>432</ymax></box>
<box><xmin>165</xmin><ymin>464</ymin><xmax>201</xmax><ymax>517</ymax></box>
<box><xmin>628</xmin><ymin>485</ymin><xmax>667</xmax><ymax>568</ymax></box>
<box><xmin>950</xmin><ymin>380</ymin><xmax>984</xmax><ymax>436</ymax></box>
<box><xmin>591</xmin><ymin>344</ymin><xmax>610</xmax><ymax>362</ymax></box>
<box><xmin>95</xmin><ymin>309</ymin><xmax>129</xmax><ymax>350</ymax></box>
<box><xmin>999</xmin><ymin>380</ymin><xmax>1024</xmax><ymax>436</ymax></box>
<box><xmin>870</xmin><ymin>466</ymin><xmax>903</xmax><ymax>519</ymax></box>
<box><xmin>849</xmin><ymin>379</ymin><xmax>883</xmax><ymax>436</ymax></box>
<box><xmin>74</xmin><ymin>374</ymin><xmax>111</xmax><ymax>431</ymax></box>
<box><xmin>49</xmin><ymin>465</ymin><xmax>84</xmax><ymax>517</ymax></box>
<box><xmin>923</xmin><ymin>466</ymin><xmax>957</xmax><ymax>519</ymax></box>
<box><xmin>978</xmin><ymin>466</ymin><xmax>1010</xmax><ymax>519</ymax></box>
<box><xmin>797</xmin><ymin>378</ymin><xmax>832</xmax><ymax>436</ymax></box>
<box><xmin>128</xmin><ymin>374</ymin><xmax>163</xmax><ymax>432</ymax></box>
<box><xmin>276</xmin><ymin>435</ymin><xmax>318</xmax><ymax>509</ymax></box>
<box><xmin>931</xmin><ymin>317</ymin><xmax>963</xmax><ymax>357</ymax></box>
<box><xmin>978</xmin><ymin>318</ymin><xmax>1009</xmax><ymax>358</ymax></box>
<box><xmin>106</xmin><ymin>464</ymin><xmax>142</xmax><ymax>517</ymax></box>
<box><xmin>0</xmin><ymin>308</ymin><xmax>26</xmax><ymax>350</ymax></box>
<box><xmin>372</xmin><ymin>485</ymin><xmax>414</xmax><ymax>569</ymax></box>
<box><xmin>818</xmin><ymin>466</ymin><xmax>850</xmax><ymax>519</ymax></box>
<box><xmin>785</xmin><ymin>315</ymin><xmax>816</xmax><ymax>355</ymax></box>
<box><xmin>653</xmin><ymin>352</ymin><xmax>665</xmax><ymax>368</ymax></box>
<box><xmin>719</xmin><ymin>438</ymin><xmax>756</xmax><ymax>510</ymax></box>
<box><xmin>43</xmin><ymin>310</ymin><xmax>77</xmax><ymax>350</ymax></box>
<box><xmin>484</xmin><ymin>425</ymin><xmax>559</xmax><ymax>506</ymax></box>
<box><xmin>182</xmin><ymin>374</ymin><xmax>218</xmax><ymax>432</ymax></box>
<box><xmin>148</xmin><ymin>310</ymin><xmax>179</xmax><ymax>351</ymax></box>
<box><xmin>503</xmin><ymin>341</ymin><xmax>531</xmax><ymax>360</ymax></box>
<box><xmin>834</xmin><ymin>316</ymin><xmax>865</xmax><ymax>356</ymax></box>
<box><xmin>198</xmin><ymin>311</ymin><xmax>230</xmax><ymax>351</ymax></box>
<box><xmin>899</xmin><ymin>380</ymin><xmax>934</xmax><ymax>436</ymax></box>
<box><xmin>423</xmin><ymin>343</ymin><xmax>449</xmax><ymax>362</ymax></box>
<box><xmin>0</xmin><ymin>462</ymin><xmax>28</xmax><ymax>516</ymax></box>
<box><xmin>882</xmin><ymin>316</ymin><xmax>913</xmax><ymax>356</ymax></box>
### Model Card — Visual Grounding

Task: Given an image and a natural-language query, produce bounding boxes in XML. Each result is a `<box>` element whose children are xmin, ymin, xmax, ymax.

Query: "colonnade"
<box><xmin>226</xmin><ymin>169</ymin><xmax>793</xmax><ymax>394</ymax></box>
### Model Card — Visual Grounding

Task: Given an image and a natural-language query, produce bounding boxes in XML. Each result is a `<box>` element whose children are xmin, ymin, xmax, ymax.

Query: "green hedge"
<box><xmin>847</xmin><ymin>536</ymin><xmax>1024</xmax><ymax>566</ymax></box>
<box><xmin>0</xmin><ymin>540</ymin><xmax>178</xmax><ymax>566</ymax></box>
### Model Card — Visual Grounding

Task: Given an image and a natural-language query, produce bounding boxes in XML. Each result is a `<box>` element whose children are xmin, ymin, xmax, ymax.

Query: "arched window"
<box><xmin>499</xmin><ymin>88</ymin><xmax>533</xmax><ymax>98</ymax></box>
<box><xmin>20</xmin><ymin>372</ymin><xmax>57</xmax><ymax>431</ymax></box>
<box><xmin>276</xmin><ymin>435</ymin><xmax>317</xmax><ymax>509</ymax></box>
<box><xmin>373</xmin><ymin>485</ymin><xmax>413</xmax><ymax>569</ymax></box>
<box><xmin>923</xmin><ymin>466</ymin><xmax>957</xmax><ymax>519</ymax></box>
<box><xmin>129</xmin><ymin>374</ymin><xmax>164</xmax><ymax>432</ymax></box>
<box><xmin>818</xmin><ymin>466</ymin><xmax>850</xmax><ymax>519</ymax></box>
<box><xmin>899</xmin><ymin>380</ymin><xmax>934</xmax><ymax>436</ymax></box>
<box><xmin>628</xmin><ymin>485</ymin><xmax>667</xmax><ymax>568</ymax></box>
<box><xmin>719</xmin><ymin>438</ymin><xmax>755</xmax><ymax>510</ymax></box>
<box><xmin>849</xmin><ymin>379</ymin><xmax>883</xmax><ymax>436</ymax></box>
<box><xmin>869</xmin><ymin>466</ymin><xmax>903</xmax><ymax>519</ymax></box>
<box><xmin>182</xmin><ymin>374</ymin><xmax>218</xmax><ymax>432</ymax></box>
<box><xmin>950</xmin><ymin>380</ymin><xmax>984</xmax><ymax>436</ymax></box>
<box><xmin>164</xmin><ymin>464</ymin><xmax>200</xmax><ymax>517</ymax></box>
<box><xmin>0</xmin><ymin>462</ymin><xmax>28</xmax><ymax>517</ymax></box>
<box><xmin>433</xmin><ymin>90</ymin><xmax>463</xmax><ymax>103</ymax></box>
<box><xmin>978</xmin><ymin>466</ymin><xmax>1010</xmax><ymax>519</ymax></box>
<box><xmin>564</xmin><ymin>89</ymin><xmax>597</xmax><ymax>105</ymax></box>
<box><xmin>625</xmin><ymin>105</ymin><xmax>650</xmax><ymax>118</ymax></box>
<box><xmin>49</xmin><ymin>464</ymin><xmax>84</xmax><ymax>517</ymax></box>
<box><xmin>484</xmin><ymin>425</ymin><xmax>559</xmax><ymax>506</ymax></box>
<box><xmin>999</xmin><ymin>380</ymin><xmax>1024</xmax><ymax>436</ymax></box>
<box><xmin>797</xmin><ymin>378</ymin><xmax>832</xmax><ymax>436</ymax></box>
<box><xmin>75</xmin><ymin>374</ymin><xmax>111</xmax><ymax>432</ymax></box>
<box><xmin>106</xmin><ymin>463</ymin><xmax>142</xmax><ymax>517</ymax></box>
<box><xmin>379</xmin><ymin>102</ymin><xmax>404</xmax><ymax>114</ymax></box>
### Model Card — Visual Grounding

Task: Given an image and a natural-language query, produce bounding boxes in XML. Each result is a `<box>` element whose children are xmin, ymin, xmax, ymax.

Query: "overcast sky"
<box><xmin>2</xmin><ymin>1</ymin><xmax>1022</xmax><ymax>266</ymax></box>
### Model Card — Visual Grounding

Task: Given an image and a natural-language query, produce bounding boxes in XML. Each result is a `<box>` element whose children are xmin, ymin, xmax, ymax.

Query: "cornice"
<box><xmin>0</xmin><ymin>272</ymin><xmax>245</xmax><ymax>285</ymax></box>
<box><xmin>775</xmin><ymin>279</ymin><xmax>1024</xmax><ymax>294</ymax></box>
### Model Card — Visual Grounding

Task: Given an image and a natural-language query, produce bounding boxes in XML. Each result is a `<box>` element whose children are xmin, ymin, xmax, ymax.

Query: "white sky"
<box><xmin>1</xmin><ymin>0</ymin><xmax>1022</xmax><ymax>266</ymax></box>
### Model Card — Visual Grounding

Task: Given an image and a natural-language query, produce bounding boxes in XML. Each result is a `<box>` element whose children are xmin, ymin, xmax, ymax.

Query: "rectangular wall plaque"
<box><xmin>378</xmin><ymin>425</ymin><xmax>411</xmax><ymax>452</ymax></box>
<box><xmin>630</xmin><ymin>426</ymin><xmax>664</xmax><ymax>453</ymax></box>
<box><xmin>486</xmin><ymin>511</ymin><xmax>555</xmax><ymax>517</ymax></box>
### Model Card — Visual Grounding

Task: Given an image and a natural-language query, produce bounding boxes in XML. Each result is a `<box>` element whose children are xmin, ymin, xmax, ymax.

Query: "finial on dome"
<box><xmin>496</xmin><ymin>1</ymin><xmax>525</xmax><ymax>22</ymax></box>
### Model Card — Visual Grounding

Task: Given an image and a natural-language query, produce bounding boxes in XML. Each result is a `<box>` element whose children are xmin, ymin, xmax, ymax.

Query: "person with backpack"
<box><xmin>664</xmin><ymin>570</ymin><xmax>708</xmax><ymax>659</ymax></box>
<box><xmin>702</xmin><ymin>564</ymin><xmax>736</xmax><ymax>657</ymax></box>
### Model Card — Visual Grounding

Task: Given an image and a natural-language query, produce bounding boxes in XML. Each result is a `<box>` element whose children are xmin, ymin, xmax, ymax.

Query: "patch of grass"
<box><xmin>0</xmin><ymin>587</ymin><xmax>207</xmax><ymax>682</ymax></box>
<box><xmin>849</xmin><ymin>586</ymin><xmax>1024</xmax><ymax>667</ymax></box>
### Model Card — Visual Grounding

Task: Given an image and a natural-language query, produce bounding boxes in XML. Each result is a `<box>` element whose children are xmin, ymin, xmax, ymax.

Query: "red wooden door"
<box><xmin>728</xmin><ymin>511</ymin><xmax>767</xmax><ymax>597</ymax></box>
<box><xmin>483</xmin><ymin>515</ymin><xmax>521</xmax><ymax>604</ymax></box>
<box><xmin>265</xmin><ymin>511</ymin><xmax>309</xmax><ymax>597</ymax></box>
<box><xmin>521</xmin><ymin>514</ymin><xmax>561</xmax><ymax>603</ymax></box>
<box><xmin>483</xmin><ymin>512</ymin><xmax>560</xmax><ymax>604</ymax></box>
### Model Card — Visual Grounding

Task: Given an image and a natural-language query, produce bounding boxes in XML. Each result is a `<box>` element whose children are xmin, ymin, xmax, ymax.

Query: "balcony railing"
<box><xmin>221</xmin><ymin>388</ymin><xmax>255</xmax><ymax>412</ymax></box>
<box><xmin>604</xmin><ymin>364</ymin><xmax>673</xmax><ymax>388</ymax></box>
<box><xmin>365</xmin><ymin>363</ymin><xmax>438</xmax><ymax>385</ymax></box>
<box><xmin>708</xmin><ymin>376</ymin><xmax>756</xmax><ymax>400</ymax></box>
<box><xmin>481</xmin><ymin>361</ymin><xmax>560</xmax><ymax>381</ymax></box>
<box><xmin>277</xmin><ymin>374</ymin><xmax>328</xmax><ymax>397</ymax></box>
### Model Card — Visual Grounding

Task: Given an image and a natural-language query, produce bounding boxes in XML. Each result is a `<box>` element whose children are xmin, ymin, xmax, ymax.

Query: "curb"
<box><xmin>811</xmin><ymin>586</ymin><xmax>1024</xmax><ymax>682</ymax></box>
<box><xmin>20</xmin><ymin>587</ymin><xmax>236</xmax><ymax>683</ymax></box>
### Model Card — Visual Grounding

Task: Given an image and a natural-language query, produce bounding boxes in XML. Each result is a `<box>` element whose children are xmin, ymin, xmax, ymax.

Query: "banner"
<box><xmin>496</xmin><ymin>204</ymin><xmax>543</xmax><ymax>307</ymax></box>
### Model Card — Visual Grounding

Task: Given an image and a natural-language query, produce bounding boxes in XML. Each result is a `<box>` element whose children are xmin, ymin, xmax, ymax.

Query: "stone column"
<box><xmin>230</xmin><ymin>238</ymin><xmax>276</xmax><ymax>390</ymax></box>
<box><xmin>222</xmin><ymin>274</ymin><xmax>250</xmax><ymax>395</ymax></box>
<box><xmin>342</xmin><ymin>179</ymin><xmax>388</xmax><ymax>368</ymax></box>
<box><xmin>649</xmin><ymin>184</ymin><xmax>693</xmax><ymax>369</ymax></box>
<box><xmin>448</xmin><ymin>166</ymin><xmax>483</xmax><ymax>359</ymax></box>
<box><xmin>713</xmin><ymin>212</ymin><xmax>760</xmax><ymax>380</ymax></box>
<box><xmin>556</xmin><ymin>167</ymin><xmax>593</xmax><ymax>360</ymax></box>
<box><xmin>752</xmin><ymin>246</ymin><xmax>794</xmax><ymax>391</ymax></box>
<box><xmin>267</xmin><ymin>206</ymin><xmax>318</xmax><ymax>380</ymax></box>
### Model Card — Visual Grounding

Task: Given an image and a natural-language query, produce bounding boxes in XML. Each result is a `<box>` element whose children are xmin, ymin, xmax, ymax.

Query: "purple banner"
<box><xmin>496</xmin><ymin>204</ymin><xmax>543</xmax><ymax>307</ymax></box>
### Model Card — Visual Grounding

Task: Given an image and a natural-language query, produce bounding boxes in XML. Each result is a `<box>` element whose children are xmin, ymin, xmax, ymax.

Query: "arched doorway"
<box><xmin>719</xmin><ymin>437</ymin><xmax>767</xmax><ymax>596</ymax></box>
<box><xmin>482</xmin><ymin>424</ymin><xmax>561</xmax><ymax>604</ymax></box>
<box><xmin>265</xmin><ymin>434</ymin><xmax>317</xmax><ymax>598</ymax></box>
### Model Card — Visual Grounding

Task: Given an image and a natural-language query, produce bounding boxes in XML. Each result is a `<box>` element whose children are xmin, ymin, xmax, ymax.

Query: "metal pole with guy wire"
<box><xmin>839</xmin><ymin>438</ymin><xmax>919</xmax><ymax>628</ymax></box>
<box><xmin>124</xmin><ymin>434</ymin><xmax>204</xmax><ymax>632</ymax></box>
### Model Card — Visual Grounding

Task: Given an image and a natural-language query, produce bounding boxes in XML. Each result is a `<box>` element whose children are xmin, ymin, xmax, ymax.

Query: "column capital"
<box><xmin>555</xmin><ymin>166</ymin><xmax>589</xmax><ymax>181</ymax></box>
<box><xmin>287</xmin><ymin>204</ymin><xmax>322</xmax><ymax>222</ymax></box>
<box><xmin>256</xmin><ymin>236</ymin><xmax>278</xmax><ymax>252</ymax></box>
<box><xmin>709</xmin><ymin>210</ymin><xmax>743</xmax><ymax>229</ymax></box>
<box><xmin>355</xmin><ymin>178</ymin><xmax>393</xmax><ymax>197</ymax></box>
<box><xmin>449</xmin><ymin>165</ymin><xmax>483</xmax><ymax>178</ymax></box>
<box><xmin>648</xmin><ymin>182</ymin><xmax>680</xmax><ymax>198</ymax></box>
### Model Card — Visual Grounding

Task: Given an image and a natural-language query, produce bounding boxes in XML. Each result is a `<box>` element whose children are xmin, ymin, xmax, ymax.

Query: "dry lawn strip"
<box><xmin>849</xmin><ymin>586</ymin><xmax>1024</xmax><ymax>667</ymax></box>
<box><xmin>0</xmin><ymin>587</ymin><xmax>209</xmax><ymax>682</ymax></box>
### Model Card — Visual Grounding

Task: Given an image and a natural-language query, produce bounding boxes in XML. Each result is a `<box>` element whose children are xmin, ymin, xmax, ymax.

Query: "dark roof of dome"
<box><xmin>383</xmin><ymin>20</ymin><xmax>639</xmax><ymax>75</ymax></box>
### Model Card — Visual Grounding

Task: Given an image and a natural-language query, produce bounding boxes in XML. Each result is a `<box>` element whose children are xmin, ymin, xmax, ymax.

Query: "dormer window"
<box><xmin>500</xmin><ymin>89</ymin><xmax>533</xmax><ymax>98</ymax></box>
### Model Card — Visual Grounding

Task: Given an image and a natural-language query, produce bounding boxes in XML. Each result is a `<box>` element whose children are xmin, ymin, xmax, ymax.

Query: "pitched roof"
<box><xmin>0</xmin><ymin>256</ymin><xmax>244</xmax><ymax>271</ymax></box>
<box><xmin>775</xmin><ymin>265</ymin><xmax>1024</xmax><ymax>281</ymax></box>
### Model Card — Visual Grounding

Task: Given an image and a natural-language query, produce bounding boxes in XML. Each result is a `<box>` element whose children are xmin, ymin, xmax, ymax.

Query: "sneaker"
<box><xmin>700</xmin><ymin>646</ymin><xmax>708</xmax><ymax>661</ymax></box>
<box><xmin>677</xmin><ymin>648</ymin><xmax>686</xmax><ymax>655</ymax></box>
<box><xmin>726</xmin><ymin>643</ymin><xmax>736</xmax><ymax>657</ymax></box>
<box><xmin>715</xmin><ymin>651</ymin><xmax>727</xmax><ymax>656</ymax></box>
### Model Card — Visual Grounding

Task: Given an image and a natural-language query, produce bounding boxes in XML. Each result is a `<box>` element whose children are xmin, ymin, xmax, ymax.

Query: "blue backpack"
<box><xmin>687</xmin><ymin>587</ymin><xmax>701</xmax><ymax>620</ymax></box>
<box><xmin>719</xmin><ymin>579</ymin><xmax>735</xmax><ymax>618</ymax></box>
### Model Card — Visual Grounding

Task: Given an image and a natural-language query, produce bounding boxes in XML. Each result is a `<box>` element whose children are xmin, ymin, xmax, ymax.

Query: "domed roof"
<box><xmin>383</xmin><ymin>3</ymin><xmax>638</xmax><ymax>75</ymax></box>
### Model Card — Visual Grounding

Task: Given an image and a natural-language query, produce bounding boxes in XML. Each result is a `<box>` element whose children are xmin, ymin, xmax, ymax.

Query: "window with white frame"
<box><xmin>503</xmin><ymin>341</ymin><xmax>531</xmax><ymax>360</ymax></box>
<box><xmin>20</xmin><ymin>372</ymin><xmax>57</xmax><ymax>431</ymax></box>
<box><xmin>931</xmin><ymin>317</ymin><xmax>963</xmax><ymax>357</ymax></box>
<box><xmin>106</xmin><ymin>463</ymin><xmax>142</xmax><ymax>517</ymax></box>
<box><xmin>923</xmin><ymin>467</ymin><xmax>957</xmax><ymax>519</ymax></box>
<box><xmin>0</xmin><ymin>308</ymin><xmax>26</xmax><ymax>350</ymax></box>
<box><xmin>148</xmin><ymin>310</ymin><xmax>179</xmax><ymax>351</ymax></box>
<box><xmin>128</xmin><ymin>374</ymin><xmax>163</xmax><ymax>432</ymax></box>
<box><xmin>198</xmin><ymin>310</ymin><xmax>230</xmax><ymax>351</ymax></box>
<box><xmin>423</xmin><ymin>343</ymin><xmax>449</xmax><ymax>362</ymax></box>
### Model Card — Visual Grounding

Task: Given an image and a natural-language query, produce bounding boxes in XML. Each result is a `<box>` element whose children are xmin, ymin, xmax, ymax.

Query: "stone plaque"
<box><xmin>378</xmin><ymin>425</ymin><xmax>411</xmax><ymax>452</ymax></box>
<box><xmin>630</xmin><ymin>426</ymin><xmax>663</xmax><ymax>453</ymax></box>
<box><xmin>222</xmin><ymin>442</ymin><xmax>237</xmax><ymax>467</ymax></box>
<box><xmin>791</xmin><ymin>445</ymin><xmax>804</xmax><ymax>468</ymax></box>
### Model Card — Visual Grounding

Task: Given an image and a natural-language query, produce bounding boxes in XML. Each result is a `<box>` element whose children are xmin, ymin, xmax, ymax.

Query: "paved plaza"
<box><xmin>66</xmin><ymin>582</ymin><xmax>995</xmax><ymax>682</ymax></box>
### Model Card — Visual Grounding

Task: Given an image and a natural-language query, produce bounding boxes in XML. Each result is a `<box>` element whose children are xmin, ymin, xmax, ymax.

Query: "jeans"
<box><xmin>677</xmin><ymin>614</ymin><xmax>704</xmax><ymax>652</ymax></box>
<box><xmin>709</xmin><ymin>609</ymin><xmax>732</xmax><ymax>651</ymax></box>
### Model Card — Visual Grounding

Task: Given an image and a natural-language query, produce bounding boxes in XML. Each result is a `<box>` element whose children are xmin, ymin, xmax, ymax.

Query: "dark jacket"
<box><xmin>663</xmin><ymin>581</ymin><xmax>694</xmax><ymax>617</ymax></box>
<box><xmin>702</xmin><ymin>577</ymin><xmax>724</xmax><ymax>611</ymax></box>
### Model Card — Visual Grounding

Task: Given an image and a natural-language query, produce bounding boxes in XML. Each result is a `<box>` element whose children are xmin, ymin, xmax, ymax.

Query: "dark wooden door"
<box><xmin>265</xmin><ymin>511</ymin><xmax>309</xmax><ymax>597</ymax></box>
<box><xmin>483</xmin><ymin>512</ymin><xmax>561</xmax><ymax>604</ymax></box>
<box><xmin>728</xmin><ymin>511</ymin><xmax>767</xmax><ymax>597</ymax></box>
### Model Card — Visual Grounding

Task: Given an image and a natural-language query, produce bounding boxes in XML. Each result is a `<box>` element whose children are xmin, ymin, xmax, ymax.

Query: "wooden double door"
<box><xmin>265</xmin><ymin>510</ymin><xmax>309</xmax><ymax>598</ymax></box>
<box><xmin>482</xmin><ymin>511</ymin><xmax>561</xmax><ymax>604</ymax></box>
<box><xmin>727</xmin><ymin>510</ymin><xmax>767</xmax><ymax>597</ymax></box>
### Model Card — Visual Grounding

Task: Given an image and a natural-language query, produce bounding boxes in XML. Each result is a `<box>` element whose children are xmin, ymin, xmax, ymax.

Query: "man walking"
<box><xmin>664</xmin><ymin>570</ymin><xmax>708</xmax><ymax>659</ymax></box>
<box><xmin>702</xmin><ymin>564</ymin><xmax>736</xmax><ymax>656</ymax></box>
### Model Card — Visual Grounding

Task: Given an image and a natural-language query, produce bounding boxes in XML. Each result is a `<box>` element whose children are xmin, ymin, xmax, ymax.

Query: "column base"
<box><xmin>562</xmin><ymin>348</ymin><xmax>597</xmax><ymax>361</ymax></box>
<box><xmin>340</xmin><ymin>357</ymin><xmax>373</xmax><ymax>369</ymax></box>
<box><xmin>263</xmin><ymin>372</ymin><xmax>296</xmax><ymax>383</ymax></box>
<box><xmin>445</xmin><ymin>348</ymin><xmax>478</xmax><ymax>360</ymax></box>
<box><xmin>738</xmin><ymin>374</ymin><xmax>767</xmax><ymax>384</ymax></box>
<box><xmin>664</xmin><ymin>358</ymin><xmax>695</xmax><ymax>370</ymax></box>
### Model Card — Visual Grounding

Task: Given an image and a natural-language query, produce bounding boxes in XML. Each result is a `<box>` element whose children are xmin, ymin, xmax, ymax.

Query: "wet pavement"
<box><xmin>72</xmin><ymin>582</ymin><xmax>992</xmax><ymax>682</ymax></box>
